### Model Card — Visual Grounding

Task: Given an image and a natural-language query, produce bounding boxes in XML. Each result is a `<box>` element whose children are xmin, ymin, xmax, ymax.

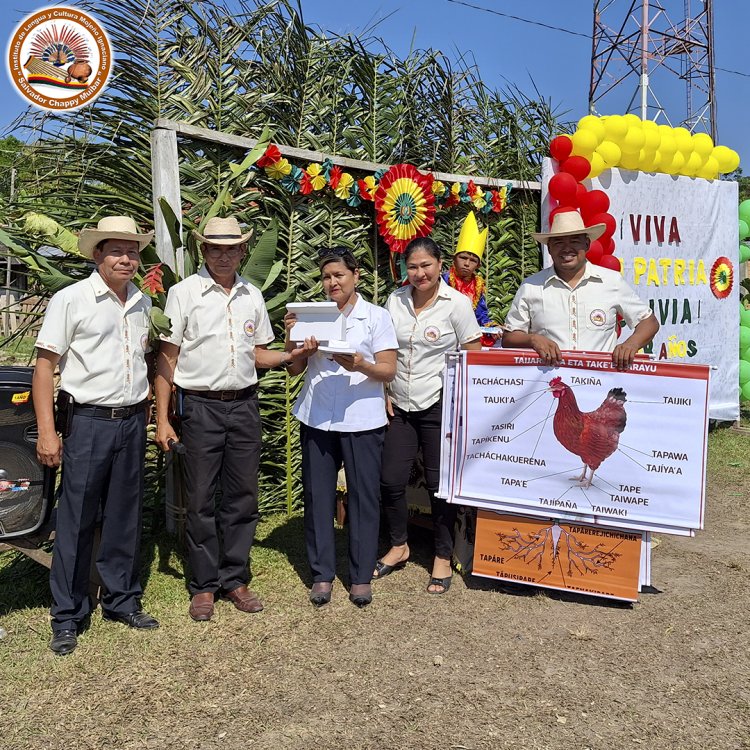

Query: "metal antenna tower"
<box><xmin>589</xmin><ymin>0</ymin><xmax>716</xmax><ymax>138</ymax></box>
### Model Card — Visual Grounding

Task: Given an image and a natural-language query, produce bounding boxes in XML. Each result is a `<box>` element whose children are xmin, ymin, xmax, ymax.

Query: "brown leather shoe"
<box><xmin>189</xmin><ymin>592</ymin><xmax>215</xmax><ymax>622</ymax></box>
<box><xmin>223</xmin><ymin>585</ymin><xmax>264</xmax><ymax>613</ymax></box>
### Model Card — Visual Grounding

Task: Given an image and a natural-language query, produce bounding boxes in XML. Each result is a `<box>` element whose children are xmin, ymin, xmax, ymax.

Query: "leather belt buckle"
<box><xmin>219</xmin><ymin>390</ymin><xmax>237</xmax><ymax>401</ymax></box>
<box><xmin>111</xmin><ymin>407</ymin><xmax>128</xmax><ymax>418</ymax></box>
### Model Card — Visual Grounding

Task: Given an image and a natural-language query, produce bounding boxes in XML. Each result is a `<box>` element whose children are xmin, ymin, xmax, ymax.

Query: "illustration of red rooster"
<box><xmin>549</xmin><ymin>377</ymin><xmax>627</xmax><ymax>488</ymax></box>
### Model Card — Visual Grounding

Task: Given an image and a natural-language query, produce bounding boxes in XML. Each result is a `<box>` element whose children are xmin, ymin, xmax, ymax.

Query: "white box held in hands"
<box><xmin>286</xmin><ymin>302</ymin><xmax>346</xmax><ymax>344</ymax></box>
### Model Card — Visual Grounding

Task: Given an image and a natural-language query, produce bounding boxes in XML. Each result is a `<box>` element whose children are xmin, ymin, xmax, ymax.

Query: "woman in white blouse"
<box><xmin>285</xmin><ymin>247</ymin><xmax>397</xmax><ymax>608</ymax></box>
<box><xmin>376</xmin><ymin>237</ymin><xmax>482</xmax><ymax>594</ymax></box>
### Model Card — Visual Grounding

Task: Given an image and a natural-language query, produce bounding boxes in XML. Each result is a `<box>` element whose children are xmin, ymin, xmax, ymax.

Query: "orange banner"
<box><xmin>473</xmin><ymin>511</ymin><xmax>643</xmax><ymax>602</ymax></box>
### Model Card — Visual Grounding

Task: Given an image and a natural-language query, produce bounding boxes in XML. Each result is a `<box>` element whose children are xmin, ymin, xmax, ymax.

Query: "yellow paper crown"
<box><xmin>455</xmin><ymin>211</ymin><xmax>487</xmax><ymax>261</ymax></box>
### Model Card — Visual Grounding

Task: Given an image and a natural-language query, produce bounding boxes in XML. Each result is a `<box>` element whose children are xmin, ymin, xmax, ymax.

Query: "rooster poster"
<box><xmin>443</xmin><ymin>349</ymin><xmax>710</xmax><ymax>535</ymax></box>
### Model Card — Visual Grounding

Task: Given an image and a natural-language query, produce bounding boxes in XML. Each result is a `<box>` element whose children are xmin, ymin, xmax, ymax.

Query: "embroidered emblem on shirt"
<box><xmin>141</xmin><ymin>333</ymin><xmax>149</xmax><ymax>351</ymax></box>
<box><xmin>244</xmin><ymin>320</ymin><xmax>255</xmax><ymax>337</ymax></box>
<box><xmin>589</xmin><ymin>308</ymin><xmax>607</xmax><ymax>327</ymax></box>
<box><xmin>423</xmin><ymin>325</ymin><xmax>440</xmax><ymax>343</ymax></box>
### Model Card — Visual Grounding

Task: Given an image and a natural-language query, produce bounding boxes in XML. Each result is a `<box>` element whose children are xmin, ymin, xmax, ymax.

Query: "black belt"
<box><xmin>182</xmin><ymin>385</ymin><xmax>257</xmax><ymax>401</ymax></box>
<box><xmin>73</xmin><ymin>400</ymin><xmax>149</xmax><ymax>420</ymax></box>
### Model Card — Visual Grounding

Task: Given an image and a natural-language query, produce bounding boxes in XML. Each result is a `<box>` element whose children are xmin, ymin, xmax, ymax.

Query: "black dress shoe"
<box><xmin>309</xmin><ymin>582</ymin><xmax>332</xmax><ymax>607</ymax></box>
<box><xmin>49</xmin><ymin>630</ymin><xmax>78</xmax><ymax>655</ymax></box>
<box><xmin>349</xmin><ymin>584</ymin><xmax>372</xmax><ymax>608</ymax></box>
<box><xmin>103</xmin><ymin>609</ymin><xmax>160</xmax><ymax>629</ymax></box>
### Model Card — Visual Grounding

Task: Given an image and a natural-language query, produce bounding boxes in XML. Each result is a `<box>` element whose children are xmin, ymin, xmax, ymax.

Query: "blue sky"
<box><xmin>3</xmin><ymin>1</ymin><xmax>749</xmax><ymax>170</ymax></box>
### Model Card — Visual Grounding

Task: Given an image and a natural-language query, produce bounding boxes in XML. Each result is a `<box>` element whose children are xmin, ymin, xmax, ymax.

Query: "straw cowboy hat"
<box><xmin>78</xmin><ymin>216</ymin><xmax>154</xmax><ymax>259</ymax></box>
<box><xmin>531</xmin><ymin>209</ymin><xmax>606</xmax><ymax>245</ymax></box>
<box><xmin>193</xmin><ymin>216</ymin><xmax>253</xmax><ymax>246</ymax></box>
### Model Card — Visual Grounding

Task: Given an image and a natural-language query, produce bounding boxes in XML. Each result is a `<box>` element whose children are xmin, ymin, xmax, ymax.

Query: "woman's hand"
<box><xmin>331</xmin><ymin>351</ymin><xmax>364</xmax><ymax>372</ymax></box>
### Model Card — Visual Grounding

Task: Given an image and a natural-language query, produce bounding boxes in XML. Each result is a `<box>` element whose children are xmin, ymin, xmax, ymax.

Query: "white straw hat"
<box><xmin>78</xmin><ymin>216</ymin><xmax>154</xmax><ymax>258</ymax></box>
<box><xmin>532</xmin><ymin>209</ymin><xmax>606</xmax><ymax>244</ymax></box>
<box><xmin>193</xmin><ymin>216</ymin><xmax>253</xmax><ymax>246</ymax></box>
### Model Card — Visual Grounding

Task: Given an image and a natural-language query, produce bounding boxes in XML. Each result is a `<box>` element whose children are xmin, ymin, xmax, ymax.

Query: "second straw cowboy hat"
<box><xmin>193</xmin><ymin>216</ymin><xmax>253</xmax><ymax>246</ymax></box>
<box><xmin>78</xmin><ymin>216</ymin><xmax>154</xmax><ymax>259</ymax></box>
<box><xmin>531</xmin><ymin>209</ymin><xmax>606</xmax><ymax>245</ymax></box>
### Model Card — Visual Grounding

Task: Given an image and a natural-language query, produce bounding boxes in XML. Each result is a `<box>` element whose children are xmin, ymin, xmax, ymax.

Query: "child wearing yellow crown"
<box><xmin>443</xmin><ymin>212</ymin><xmax>498</xmax><ymax>343</ymax></box>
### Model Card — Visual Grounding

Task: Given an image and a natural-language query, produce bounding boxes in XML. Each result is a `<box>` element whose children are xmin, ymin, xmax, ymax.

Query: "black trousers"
<box><xmin>301</xmin><ymin>424</ymin><xmax>384</xmax><ymax>585</ymax></box>
<box><xmin>50</xmin><ymin>410</ymin><xmax>146</xmax><ymax>632</ymax></box>
<box><xmin>380</xmin><ymin>398</ymin><xmax>456</xmax><ymax>560</ymax></box>
<box><xmin>181</xmin><ymin>391</ymin><xmax>261</xmax><ymax>595</ymax></box>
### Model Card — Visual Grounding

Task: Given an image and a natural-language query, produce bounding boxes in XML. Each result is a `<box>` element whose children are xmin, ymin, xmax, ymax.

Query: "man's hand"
<box><xmin>155</xmin><ymin>421</ymin><xmax>180</xmax><ymax>452</ymax></box>
<box><xmin>288</xmin><ymin>337</ymin><xmax>318</xmax><ymax>362</ymax></box>
<box><xmin>611</xmin><ymin>340</ymin><xmax>641</xmax><ymax>370</ymax></box>
<box><xmin>529</xmin><ymin>334</ymin><xmax>562</xmax><ymax>366</ymax></box>
<box><xmin>36</xmin><ymin>429</ymin><xmax>62</xmax><ymax>468</ymax></box>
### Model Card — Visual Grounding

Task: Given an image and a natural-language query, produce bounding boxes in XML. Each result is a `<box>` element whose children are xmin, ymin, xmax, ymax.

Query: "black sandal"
<box><xmin>427</xmin><ymin>575</ymin><xmax>452</xmax><ymax>595</ymax></box>
<box><xmin>372</xmin><ymin>559</ymin><xmax>406</xmax><ymax>580</ymax></box>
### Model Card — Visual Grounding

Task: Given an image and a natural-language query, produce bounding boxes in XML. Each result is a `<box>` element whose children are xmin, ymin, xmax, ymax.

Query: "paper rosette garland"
<box><xmin>373</xmin><ymin>164</ymin><xmax>435</xmax><ymax>254</ymax></box>
<box><xmin>709</xmin><ymin>256</ymin><xmax>733</xmax><ymax>299</ymax></box>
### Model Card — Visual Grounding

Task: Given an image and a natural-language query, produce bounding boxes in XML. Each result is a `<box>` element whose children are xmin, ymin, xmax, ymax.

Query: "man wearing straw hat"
<box><xmin>33</xmin><ymin>216</ymin><xmax>159</xmax><ymax>656</ymax></box>
<box><xmin>154</xmin><ymin>215</ymin><xmax>313</xmax><ymax>622</ymax></box>
<box><xmin>503</xmin><ymin>208</ymin><xmax>658</xmax><ymax>368</ymax></box>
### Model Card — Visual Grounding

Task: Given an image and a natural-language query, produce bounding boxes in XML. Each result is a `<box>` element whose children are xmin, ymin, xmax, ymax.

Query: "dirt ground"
<box><xmin>1</xmin><ymin>426</ymin><xmax>749</xmax><ymax>750</ymax></box>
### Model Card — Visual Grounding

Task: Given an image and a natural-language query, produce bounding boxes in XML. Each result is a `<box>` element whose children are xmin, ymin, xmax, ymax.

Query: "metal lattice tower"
<box><xmin>589</xmin><ymin>0</ymin><xmax>716</xmax><ymax>138</ymax></box>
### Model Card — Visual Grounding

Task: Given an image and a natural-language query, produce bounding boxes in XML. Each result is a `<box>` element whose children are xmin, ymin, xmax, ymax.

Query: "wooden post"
<box><xmin>150</xmin><ymin>127</ymin><xmax>184</xmax><ymax>277</ymax></box>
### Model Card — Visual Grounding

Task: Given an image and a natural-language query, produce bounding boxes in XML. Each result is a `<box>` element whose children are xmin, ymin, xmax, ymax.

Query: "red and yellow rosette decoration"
<box><xmin>374</xmin><ymin>163</ymin><xmax>435</xmax><ymax>254</ymax></box>
<box><xmin>710</xmin><ymin>256</ymin><xmax>734</xmax><ymax>299</ymax></box>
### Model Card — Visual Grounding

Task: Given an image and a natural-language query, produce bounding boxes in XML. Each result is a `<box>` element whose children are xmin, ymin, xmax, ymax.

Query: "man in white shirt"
<box><xmin>33</xmin><ymin>216</ymin><xmax>159</xmax><ymax>656</ymax></box>
<box><xmin>503</xmin><ymin>209</ymin><xmax>659</xmax><ymax>367</ymax></box>
<box><xmin>155</xmin><ymin>216</ymin><xmax>310</xmax><ymax>622</ymax></box>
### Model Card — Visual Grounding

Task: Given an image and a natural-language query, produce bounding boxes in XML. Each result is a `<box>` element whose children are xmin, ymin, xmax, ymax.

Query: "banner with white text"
<box><xmin>541</xmin><ymin>159</ymin><xmax>739</xmax><ymax>421</ymax></box>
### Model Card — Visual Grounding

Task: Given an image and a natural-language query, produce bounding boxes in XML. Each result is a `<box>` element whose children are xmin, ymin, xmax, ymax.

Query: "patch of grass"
<box><xmin>0</xmin><ymin>336</ymin><xmax>36</xmax><ymax>365</ymax></box>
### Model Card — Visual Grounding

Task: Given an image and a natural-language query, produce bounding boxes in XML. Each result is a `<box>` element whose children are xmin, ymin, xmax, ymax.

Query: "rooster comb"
<box><xmin>549</xmin><ymin>377</ymin><xmax>563</xmax><ymax>387</ymax></box>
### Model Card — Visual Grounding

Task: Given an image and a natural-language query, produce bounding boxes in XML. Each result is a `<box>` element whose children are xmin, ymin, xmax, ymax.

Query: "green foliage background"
<box><xmin>1</xmin><ymin>0</ymin><xmax>562</xmax><ymax>513</ymax></box>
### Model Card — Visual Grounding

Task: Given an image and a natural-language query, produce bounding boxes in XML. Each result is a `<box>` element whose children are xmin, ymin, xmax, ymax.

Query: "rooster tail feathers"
<box><xmin>607</xmin><ymin>387</ymin><xmax>627</xmax><ymax>403</ymax></box>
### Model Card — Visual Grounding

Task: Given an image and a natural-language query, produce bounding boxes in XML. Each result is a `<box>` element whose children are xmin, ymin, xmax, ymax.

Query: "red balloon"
<box><xmin>586</xmin><ymin>211</ymin><xmax>617</xmax><ymax>240</ymax></box>
<box><xmin>548</xmin><ymin>172</ymin><xmax>578</xmax><ymax>204</ymax></box>
<box><xmin>561</xmin><ymin>156</ymin><xmax>591</xmax><ymax>183</ymax></box>
<box><xmin>598</xmin><ymin>254</ymin><xmax>622</xmax><ymax>272</ymax></box>
<box><xmin>579</xmin><ymin>189</ymin><xmax>610</xmax><ymax>218</ymax></box>
<box><xmin>586</xmin><ymin>244</ymin><xmax>604</xmax><ymax>265</ymax></box>
<box><xmin>573</xmin><ymin>183</ymin><xmax>588</xmax><ymax>207</ymax></box>
<box><xmin>602</xmin><ymin>236</ymin><xmax>616</xmax><ymax>255</ymax></box>
<box><xmin>549</xmin><ymin>135</ymin><xmax>573</xmax><ymax>162</ymax></box>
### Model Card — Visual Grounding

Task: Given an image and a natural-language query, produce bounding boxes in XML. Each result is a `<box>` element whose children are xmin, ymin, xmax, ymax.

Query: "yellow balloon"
<box><xmin>587</xmin><ymin>151</ymin><xmax>606</xmax><ymax>178</ymax></box>
<box><xmin>641</xmin><ymin>119</ymin><xmax>659</xmax><ymax>133</ymax></box>
<box><xmin>620</xmin><ymin>151</ymin><xmax>641</xmax><ymax>171</ymax></box>
<box><xmin>623</xmin><ymin>113</ymin><xmax>642</xmax><ymax>127</ymax></box>
<box><xmin>669</xmin><ymin>151</ymin><xmax>686</xmax><ymax>174</ymax></box>
<box><xmin>639</xmin><ymin>149</ymin><xmax>657</xmax><ymax>171</ymax></box>
<box><xmin>621</xmin><ymin>127</ymin><xmax>645</xmax><ymax>154</ymax></box>
<box><xmin>659</xmin><ymin>134</ymin><xmax>677</xmax><ymax>157</ymax></box>
<box><xmin>683</xmin><ymin>151</ymin><xmax>704</xmax><ymax>176</ymax></box>
<box><xmin>673</xmin><ymin>127</ymin><xmax>693</xmax><ymax>153</ymax></box>
<box><xmin>713</xmin><ymin>145</ymin><xmax>740</xmax><ymax>173</ymax></box>
<box><xmin>643</xmin><ymin>127</ymin><xmax>661</xmax><ymax>152</ymax></box>
<box><xmin>698</xmin><ymin>155</ymin><xmax>719</xmax><ymax>179</ymax></box>
<box><xmin>651</xmin><ymin>151</ymin><xmax>663</xmax><ymax>171</ymax></box>
<box><xmin>570</xmin><ymin>129</ymin><xmax>598</xmax><ymax>157</ymax></box>
<box><xmin>604</xmin><ymin>115</ymin><xmax>628</xmax><ymax>142</ymax></box>
<box><xmin>596</xmin><ymin>140</ymin><xmax>622</xmax><ymax>167</ymax></box>
<box><xmin>692</xmin><ymin>132</ymin><xmax>714</xmax><ymax>158</ymax></box>
<box><xmin>577</xmin><ymin>115</ymin><xmax>606</xmax><ymax>144</ymax></box>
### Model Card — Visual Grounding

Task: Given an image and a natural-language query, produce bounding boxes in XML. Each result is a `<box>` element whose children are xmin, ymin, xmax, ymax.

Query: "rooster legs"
<box><xmin>569</xmin><ymin>466</ymin><xmax>595</xmax><ymax>488</ymax></box>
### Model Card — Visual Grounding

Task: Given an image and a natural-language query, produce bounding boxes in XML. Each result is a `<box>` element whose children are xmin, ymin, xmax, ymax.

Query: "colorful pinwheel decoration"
<box><xmin>710</xmin><ymin>256</ymin><xmax>734</xmax><ymax>299</ymax></box>
<box><xmin>374</xmin><ymin>164</ymin><xmax>436</xmax><ymax>254</ymax></box>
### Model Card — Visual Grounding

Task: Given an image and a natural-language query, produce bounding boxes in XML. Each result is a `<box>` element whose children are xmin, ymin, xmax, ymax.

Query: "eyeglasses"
<box><xmin>204</xmin><ymin>245</ymin><xmax>244</xmax><ymax>259</ymax></box>
<box><xmin>317</xmin><ymin>246</ymin><xmax>354</xmax><ymax>259</ymax></box>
